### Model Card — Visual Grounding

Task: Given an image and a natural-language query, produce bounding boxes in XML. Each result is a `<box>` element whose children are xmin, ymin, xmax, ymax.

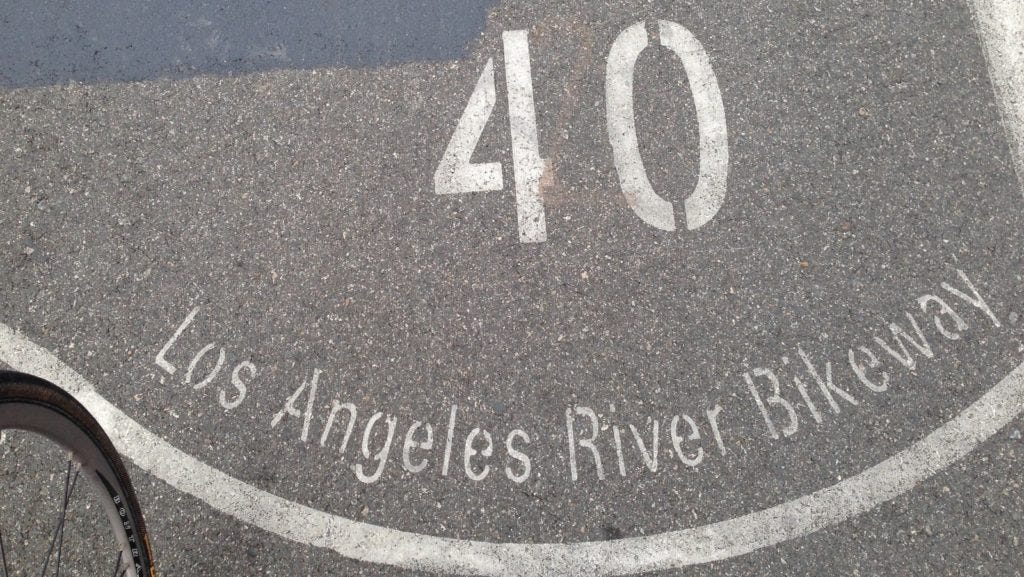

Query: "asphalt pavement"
<box><xmin>2</xmin><ymin>1</ymin><xmax>1024</xmax><ymax>575</ymax></box>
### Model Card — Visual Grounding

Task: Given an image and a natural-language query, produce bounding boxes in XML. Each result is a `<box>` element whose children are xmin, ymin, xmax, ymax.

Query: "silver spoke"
<box><xmin>39</xmin><ymin>459</ymin><xmax>78</xmax><ymax>577</ymax></box>
<box><xmin>53</xmin><ymin>462</ymin><xmax>74</xmax><ymax>577</ymax></box>
<box><xmin>110</xmin><ymin>551</ymin><xmax>123</xmax><ymax>577</ymax></box>
<box><xmin>0</xmin><ymin>525</ymin><xmax>9</xmax><ymax>577</ymax></box>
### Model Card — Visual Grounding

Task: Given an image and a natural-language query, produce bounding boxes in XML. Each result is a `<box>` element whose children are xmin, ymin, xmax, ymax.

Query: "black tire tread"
<box><xmin>0</xmin><ymin>370</ymin><xmax>154</xmax><ymax>573</ymax></box>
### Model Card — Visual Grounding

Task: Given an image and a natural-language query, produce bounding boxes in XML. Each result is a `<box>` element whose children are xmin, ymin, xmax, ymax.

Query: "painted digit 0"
<box><xmin>606</xmin><ymin>21</ymin><xmax>729</xmax><ymax>231</ymax></box>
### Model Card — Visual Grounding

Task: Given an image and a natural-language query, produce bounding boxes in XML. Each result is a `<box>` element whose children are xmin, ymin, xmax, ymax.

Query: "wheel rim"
<box><xmin>0</xmin><ymin>401</ymin><xmax>149</xmax><ymax>577</ymax></box>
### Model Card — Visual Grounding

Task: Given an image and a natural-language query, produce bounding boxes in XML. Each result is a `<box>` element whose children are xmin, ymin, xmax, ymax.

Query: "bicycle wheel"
<box><xmin>0</xmin><ymin>370</ymin><xmax>155</xmax><ymax>577</ymax></box>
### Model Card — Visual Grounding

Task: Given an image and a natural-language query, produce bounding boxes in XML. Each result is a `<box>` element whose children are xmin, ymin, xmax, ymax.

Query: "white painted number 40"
<box><xmin>434</xmin><ymin>21</ymin><xmax>729</xmax><ymax>243</ymax></box>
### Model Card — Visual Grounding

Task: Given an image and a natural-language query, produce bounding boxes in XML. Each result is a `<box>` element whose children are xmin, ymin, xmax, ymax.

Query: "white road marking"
<box><xmin>605</xmin><ymin>21</ymin><xmax>728</xmax><ymax>232</ymax></box>
<box><xmin>433</xmin><ymin>59</ymin><xmax>504</xmax><ymax>196</ymax></box>
<box><xmin>502</xmin><ymin>30</ymin><xmax>548</xmax><ymax>243</ymax></box>
<box><xmin>434</xmin><ymin>35</ymin><xmax>548</xmax><ymax>243</ymax></box>
<box><xmin>2</xmin><ymin>321</ymin><xmax>1023</xmax><ymax>575</ymax></box>
<box><xmin>971</xmin><ymin>0</ymin><xmax>1024</xmax><ymax>191</ymax></box>
<box><xmin>154</xmin><ymin>307</ymin><xmax>199</xmax><ymax>376</ymax></box>
<box><xmin>606</xmin><ymin>23</ymin><xmax>674</xmax><ymax>231</ymax></box>
<box><xmin>658</xmin><ymin>20</ymin><xmax>729</xmax><ymax>231</ymax></box>
<box><xmin>2</xmin><ymin>2</ymin><xmax>1022</xmax><ymax>575</ymax></box>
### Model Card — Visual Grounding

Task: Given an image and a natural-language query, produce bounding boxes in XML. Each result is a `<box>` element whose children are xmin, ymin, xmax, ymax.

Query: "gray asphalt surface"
<box><xmin>2</xmin><ymin>1</ymin><xmax>1024</xmax><ymax>575</ymax></box>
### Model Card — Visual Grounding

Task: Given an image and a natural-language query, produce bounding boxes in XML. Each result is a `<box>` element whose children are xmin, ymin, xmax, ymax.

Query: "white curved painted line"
<box><xmin>971</xmin><ymin>0</ymin><xmax>1024</xmax><ymax>192</ymax></box>
<box><xmin>1</xmin><ymin>2</ymin><xmax>1021</xmax><ymax>574</ymax></box>
<box><xmin>2</xmin><ymin>321</ymin><xmax>1023</xmax><ymax>576</ymax></box>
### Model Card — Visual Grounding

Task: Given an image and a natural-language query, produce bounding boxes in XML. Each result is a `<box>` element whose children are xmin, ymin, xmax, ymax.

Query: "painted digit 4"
<box><xmin>433</xmin><ymin>31</ymin><xmax>547</xmax><ymax>244</ymax></box>
<box><xmin>435</xmin><ymin>21</ymin><xmax>728</xmax><ymax>243</ymax></box>
<box><xmin>433</xmin><ymin>58</ymin><xmax>503</xmax><ymax>197</ymax></box>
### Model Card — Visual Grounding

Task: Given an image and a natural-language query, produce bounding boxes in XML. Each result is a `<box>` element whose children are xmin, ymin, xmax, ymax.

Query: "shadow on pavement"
<box><xmin>0</xmin><ymin>0</ymin><xmax>498</xmax><ymax>87</ymax></box>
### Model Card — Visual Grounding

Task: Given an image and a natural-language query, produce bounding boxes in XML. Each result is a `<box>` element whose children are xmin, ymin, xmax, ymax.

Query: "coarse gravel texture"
<box><xmin>1</xmin><ymin>1</ymin><xmax>1024</xmax><ymax>575</ymax></box>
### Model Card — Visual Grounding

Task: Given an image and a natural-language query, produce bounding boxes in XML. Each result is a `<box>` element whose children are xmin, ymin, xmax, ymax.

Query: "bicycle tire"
<box><xmin>0</xmin><ymin>370</ymin><xmax>155</xmax><ymax>577</ymax></box>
